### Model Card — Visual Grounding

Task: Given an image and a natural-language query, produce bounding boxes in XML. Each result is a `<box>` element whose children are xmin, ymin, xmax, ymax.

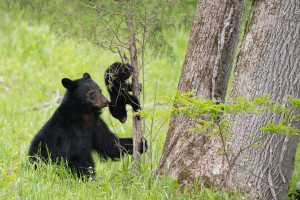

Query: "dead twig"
<box><xmin>82</xmin><ymin>0</ymin><xmax>126</xmax><ymax>16</ymax></box>
<box><xmin>22</xmin><ymin>89</ymin><xmax>62</xmax><ymax>111</ymax></box>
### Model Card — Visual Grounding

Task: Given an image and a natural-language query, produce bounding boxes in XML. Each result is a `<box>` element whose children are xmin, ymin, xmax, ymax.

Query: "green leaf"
<box><xmin>216</xmin><ymin>150</ymin><xmax>221</xmax><ymax>158</ymax></box>
<box><xmin>288</xmin><ymin>96</ymin><xmax>300</xmax><ymax>109</ymax></box>
<box><xmin>207</xmin><ymin>131</ymin><xmax>218</xmax><ymax>136</ymax></box>
<box><xmin>250</xmin><ymin>133</ymin><xmax>258</xmax><ymax>139</ymax></box>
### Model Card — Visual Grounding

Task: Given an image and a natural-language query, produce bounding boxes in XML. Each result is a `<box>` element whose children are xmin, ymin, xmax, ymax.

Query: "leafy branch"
<box><xmin>143</xmin><ymin>91</ymin><xmax>300</xmax><ymax>175</ymax></box>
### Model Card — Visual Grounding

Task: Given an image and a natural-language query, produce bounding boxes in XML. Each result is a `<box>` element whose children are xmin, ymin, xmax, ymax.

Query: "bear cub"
<box><xmin>28</xmin><ymin>73</ymin><xmax>146</xmax><ymax>178</ymax></box>
<box><xmin>104</xmin><ymin>62</ymin><xmax>141</xmax><ymax>123</ymax></box>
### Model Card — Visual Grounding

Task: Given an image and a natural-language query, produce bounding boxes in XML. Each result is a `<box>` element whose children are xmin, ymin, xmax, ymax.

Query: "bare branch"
<box><xmin>22</xmin><ymin>89</ymin><xmax>62</xmax><ymax>111</ymax></box>
<box><xmin>82</xmin><ymin>0</ymin><xmax>126</xmax><ymax>16</ymax></box>
<box><xmin>152</xmin><ymin>117</ymin><xmax>170</xmax><ymax>142</ymax></box>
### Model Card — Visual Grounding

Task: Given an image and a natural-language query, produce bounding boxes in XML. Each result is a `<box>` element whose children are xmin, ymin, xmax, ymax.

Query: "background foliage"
<box><xmin>0</xmin><ymin>1</ymin><xmax>299</xmax><ymax>199</ymax></box>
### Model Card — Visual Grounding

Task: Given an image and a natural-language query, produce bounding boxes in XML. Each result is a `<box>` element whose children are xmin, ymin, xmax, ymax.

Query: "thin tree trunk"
<box><xmin>159</xmin><ymin>0</ymin><xmax>245</xmax><ymax>189</ymax></box>
<box><xmin>130</xmin><ymin>38</ymin><xmax>142</xmax><ymax>171</ymax></box>
<box><xmin>228</xmin><ymin>0</ymin><xmax>300</xmax><ymax>199</ymax></box>
<box><xmin>126</xmin><ymin>7</ymin><xmax>142</xmax><ymax>171</ymax></box>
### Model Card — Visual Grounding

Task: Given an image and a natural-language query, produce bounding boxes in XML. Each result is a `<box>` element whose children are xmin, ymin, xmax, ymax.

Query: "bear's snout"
<box><xmin>103</xmin><ymin>99</ymin><xmax>109</xmax><ymax>107</ymax></box>
<box><xmin>97</xmin><ymin>94</ymin><xmax>109</xmax><ymax>108</ymax></box>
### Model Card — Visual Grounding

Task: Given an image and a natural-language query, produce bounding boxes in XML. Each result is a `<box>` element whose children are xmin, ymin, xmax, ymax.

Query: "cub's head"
<box><xmin>108</xmin><ymin>103</ymin><xmax>127</xmax><ymax>123</ymax></box>
<box><xmin>62</xmin><ymin>73</ymin><xmax>109</xmax><ymax>110</ymax></box>
<box><xmin>109</xmin><ymin>62</ymin><xmax>135</xmax><ymax>81</ymax></box>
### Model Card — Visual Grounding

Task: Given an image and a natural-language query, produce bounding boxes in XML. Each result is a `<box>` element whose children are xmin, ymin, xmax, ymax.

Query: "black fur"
<box><xmin>28</xmin><ymin>73</ymin><xmax>146</xmax><ymax>178</ymax></box>
<box><xmin>104</xmin><ymin>62</ymin><xmax>141</xmax><ymax>123</ymax></box>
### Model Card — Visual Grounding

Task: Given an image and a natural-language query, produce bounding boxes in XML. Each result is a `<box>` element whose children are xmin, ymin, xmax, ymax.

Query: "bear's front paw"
<box><xmin>138</xmin><ymin>137</ymin><xmax>148</xmax><ymax>154</ymax></box>
<box><xmin>135</xmin><ymin>113</ymin><xmax>141</xmax><ymax>120</ymax></box>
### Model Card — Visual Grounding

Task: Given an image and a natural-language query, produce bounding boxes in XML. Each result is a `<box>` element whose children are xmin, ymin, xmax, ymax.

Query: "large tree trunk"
<box><xmin>228</xmin><ymin>0</ymin><xmax>300</xmax><ymax>199</ymax></box>
<box><xmin>159</xmin><ymin>0</ymin><xmax>245</xmax><ymax>188</ymax></box>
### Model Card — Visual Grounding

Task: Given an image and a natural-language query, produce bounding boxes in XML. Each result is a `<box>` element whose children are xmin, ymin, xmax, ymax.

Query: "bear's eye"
<box><xmin>88</xmin><ymin>91</ymin><xmax>96</xmax><ymax>99</ymax></box>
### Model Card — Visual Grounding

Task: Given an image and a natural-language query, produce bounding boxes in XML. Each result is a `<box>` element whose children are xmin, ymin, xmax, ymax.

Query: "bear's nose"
<box><xmin>104</xmin><ymin>100</ymin><xmax>109</xmax><ymax>107</ymax></box>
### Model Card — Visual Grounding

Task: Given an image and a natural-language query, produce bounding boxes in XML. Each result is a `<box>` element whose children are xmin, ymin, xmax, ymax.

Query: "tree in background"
<box><xmin>160</xmin><ymin>0</ymin><xmax>299</xmax><ymax>199</ymax></box>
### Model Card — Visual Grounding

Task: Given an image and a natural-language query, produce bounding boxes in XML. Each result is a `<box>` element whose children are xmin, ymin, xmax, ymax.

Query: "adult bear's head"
<box><xmin>62</xmin><ymin>73</ymin><xmax>109</xmax><ymax>110</ymax></box>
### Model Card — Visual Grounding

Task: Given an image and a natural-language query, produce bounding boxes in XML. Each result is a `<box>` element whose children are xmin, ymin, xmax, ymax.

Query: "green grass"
<box><xmin>0</xmin><ymin>4</ymin><xmax>299</xmax><ymax>200</ymax></box>
<box><xmin>0</xmin><ymin>6</ymin><xmax>198</xmax><ymax>200</ymax></box>
<box><xmin>289</xmin><ymin>149</ymin><xmax>300</xmax><ymax>199</ymax></box>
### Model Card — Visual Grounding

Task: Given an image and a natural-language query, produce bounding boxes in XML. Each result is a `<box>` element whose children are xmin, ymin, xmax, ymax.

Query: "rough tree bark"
<box><xmin>228</xmin><ymin>0</ymin><xmax>300</xmax><ymax>199</ymax></box>
<box><xmin>159</xmin><ymin>0</ymin><xmax>245</xmax><ymax>188</ymax></box>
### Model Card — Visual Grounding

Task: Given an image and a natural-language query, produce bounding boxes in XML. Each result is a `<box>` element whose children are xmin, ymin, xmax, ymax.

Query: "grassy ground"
<box><xmin>0</xmin><ymin>6</ymin><xmax>194</xmax><ymax>200</ymax></box>
<box><xmin>0</xmin><ymin>4</ymin><xmax>299</xmax><ymax>200</ymax></box>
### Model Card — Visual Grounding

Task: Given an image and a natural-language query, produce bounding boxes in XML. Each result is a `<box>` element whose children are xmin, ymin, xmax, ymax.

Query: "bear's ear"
<box><xmin>62</xmin><ymin>78</ymin><xmax>74</xmax><ymax>89</ymax></box>
<box><xmin>83</xmin><ymin>73</ymin><xmax>91</xmax><ymax>80</ymax></box>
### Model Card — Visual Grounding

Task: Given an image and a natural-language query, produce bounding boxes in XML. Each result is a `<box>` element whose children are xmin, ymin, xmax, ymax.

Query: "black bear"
<box><xmin>28</xmin><ymin>73</ymin><xmax>145</xmax><ymax>178</ymax></box>
<box><xmin>104</xmin><ymin>62</ymin><xmax>141</xmax><ymax>123</ymax></box>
